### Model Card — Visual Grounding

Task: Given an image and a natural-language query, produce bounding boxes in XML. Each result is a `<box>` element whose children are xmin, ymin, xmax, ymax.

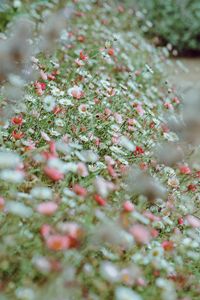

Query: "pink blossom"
<box><xmin>37</xmin><ymin>201</ymin><xmax>58</xmax><ymax>216</ymax></box>
<box><xmin>77</xmin><ymin>162</ymin><xmax>88</xmax><ymax>177</ymax></box>
<box><xmin>186</xmin><ymin>215</ymin><xmax>200</xmax><ymax>228</ymax></box>
<box><xmin>135</xmin><ymin>104</ymin><xmax>145</xmax><ymax>116</ymax></box>
<box><xmin>130</xmin><ymin>224</ymin><xmax>151</xmax><ymax>244</ymax></box>
<box><xmin>123</xmin><ymin>201</ymin><xmax>134</xmax><ymax>212</ymax></box>
<box><xmin>44</xmin><ymin>167</ymin><xmax>64</xmax><ymax>181</ymax></box>
<box><xmin>179</xmin><ymin>165</ymin><xmax>191</xmax><ymax>175</ymax></box>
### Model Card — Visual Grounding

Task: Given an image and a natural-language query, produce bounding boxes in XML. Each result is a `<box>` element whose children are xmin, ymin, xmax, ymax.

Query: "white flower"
<box><xmin>55</xmin><ymin>118</ymin><xmax>65</xmax><ymax>127</ymax></box>
<box><xmin>43</xmin><ymin>95</ymin><xmax>56</xmax><ymax>112</ymax></box>
<box><xmin>115</xmin><ymin>286</ymin><xmax>142</xmax><ymax>300</ymax></box>
<box><xmin>94</xmin><ymin>176</ymin><xmax>115</xmax><ymax>198</ymax></box>
<box><xmin>15</xmin><ymin>287</ymin><xmax>35</xmax><ymax>300</ymax></box>
<box><xmin>32</xmin><ymin>256</ymin><xmax>51</xmax><ymax>274</ymax></box>
<box><xmin>119</xmin><ymin>136</ymin><xmax>135</xmax><ymax>151</ymax></box>
<box><xmin>47</xmin><ymin>157</ymin><xmax>67</xmax><ymax>173</ymax></box>
<box><xmin>6</xmin><ymin>202</ymin><xmax>33</xmax><ymax>218</ymax></box>
<box><xmin>0</xmin><ymin>151</ymin><xmax>21</xmax><ymax>169</ymax></box>
<box><xmin>76</xmin><ymin>150</ymin><xmax>99</xmax><ymax>163</ymax></box>
<box><xmin>31</xmin><ymin>187</ymin><xmax>52</xmax><ymax>200</ymax></box>
<box><xmin>67</xmin><ymin>85</ymin><xmax>84</xmax><ymax>99</ymax></box>
<box><xmin>100</xmin><ymin>262</ymin><xmax>119</xmax><ymax>283</ymax></box>
<box><xmin>58</xmin><ymin>98</ymin><xmax>73</xmax><ymax>106</ymax></box>
<box><xmin>0</xmin><ymin>170</ymin><xmax>24</xmax><ymax>183</ymax></box>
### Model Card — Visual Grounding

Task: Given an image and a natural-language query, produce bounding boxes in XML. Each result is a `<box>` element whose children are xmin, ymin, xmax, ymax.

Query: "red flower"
<box><xmin>134</xmin><ymin>146</ymin><xmax>144</xmax><ymax>156</ymax></box>
<box><xmin>162</xmin><ymin>240</ymin><xmax>174</xmax><ymax>251</ymax></box>
<box><xmin>73</xmin><ymin>184</ymin><xmax>87</xmax><ymax>197</ymax></box>
<box><xmin>11</xmin><ymin>115</ymin><xmax>23</xmax><ymax>126</ymax></box>
<box><xmin>178</xmin><ymin>217</ymin><xmax>184</xmax><ymax>225</ymax></box>
<box><xmin>34</xmin><ymin>81</ymin><xmax>46</xmax><ymax>90</ymax></box>
<box><xmin>108</xmin><ymin>48</ymin><xmax>114</xmax><ymax>56</ymax></box>
<box><xmin>94</xmin><ymin>194</ymin><xmax>106</xmax><ymax>206</ymax></box>
<box><xmin>12</xmin><ymin>130</ymin><xmax>24</xmax><ymax>140</ymax></box>
<box><xmin>187</xmin><ymin>184</ymin><xmax>197</xmax><ymax>192</ymax></box>
<box><xmin>79</xmin><ymin>50</ymin><xmax>88</xmax><ymax>61</ymax></box>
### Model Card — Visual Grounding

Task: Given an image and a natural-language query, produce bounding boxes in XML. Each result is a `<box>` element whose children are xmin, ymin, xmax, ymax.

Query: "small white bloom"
<box><xmin>31</xmin><ymin>187</ymin><xmax>52</xmax><ymax>200</ymax></box>
<box><xmin>43</xmin><ymin>95</ymin><xmax>56</xmax><ymax>112</ymax></box>
<box><xmin>76</xmin><ymin>150</ymin><xmax>99</xmax><ymax>163</ymax></box>
<box><xmin>58</xmin><ymin>98</ymin><xmax>73</xmax><ymax>106</ymax></box>
<box><xmin>15</xmin><ymin>287</ymin><xmax>35</xmax><ymax>300</ymax></box>
<box><xmin>0</xmin><ymin>170</ymin><xmax>24</xmax><ymax>183</ymax></box>
<box><xmin>6</xmin><ymin>202</ymin><xmax>33</xmax><ymax>218</ymax></box>
<box><xmin>115</xmin><ymin>286</ymin><xmax>142</xmax><ymax>300</ymax></box>
<box><xmin>100</xmin><ymin>262</ymin><xmax>119</xmax><ymax>283</ymax></box>
<box><xmin>0</xmin><ymin>151</ymin><xmax>21</xmax><ymax>169</ymax></box>
<box><xmin>119</xmin><ymin>136</ymin><xmax>135</xmax><ymax>151</ymax></box>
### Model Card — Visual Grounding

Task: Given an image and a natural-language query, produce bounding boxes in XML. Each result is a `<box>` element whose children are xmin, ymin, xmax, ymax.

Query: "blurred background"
<box><xmin>131</xmin><ymin>0</ymin><xmax>200</xmax><ymax>91</ymax></box>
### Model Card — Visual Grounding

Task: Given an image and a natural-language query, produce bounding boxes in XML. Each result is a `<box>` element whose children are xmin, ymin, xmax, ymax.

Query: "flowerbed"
<box><xmin>0</xmin><ymin>1</ymin><xmax>200</xmax><ymax>300</ymax></box>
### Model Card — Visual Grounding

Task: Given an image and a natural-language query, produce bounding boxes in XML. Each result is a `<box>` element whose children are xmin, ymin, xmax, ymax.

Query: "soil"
<box><xmin>166</xmin><ymin>57</ymin><xmax>200</xmax><ymax>94</ymax></box>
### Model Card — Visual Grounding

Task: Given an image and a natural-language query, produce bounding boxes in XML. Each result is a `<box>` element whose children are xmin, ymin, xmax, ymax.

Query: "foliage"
<box><xmin>134</xmin><ymin>0</ymin><xmax>200</xmax><ymax>54</ymax></box>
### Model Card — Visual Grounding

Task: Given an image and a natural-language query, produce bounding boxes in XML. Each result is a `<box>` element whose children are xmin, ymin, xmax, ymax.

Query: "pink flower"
<box><xmin>123</xmin><ymin>201</ymin><xmax>134</xmax><ymax>212</ymax></box>
<box><xmin>37</xmin><ymin>201</ymin><xmax>58</xmax><ymax>216</ymax></box>
<box><xmin>164</xmin><ymin>102</ymin><xmax>174</xmax><ymax>110</ymax></box>
<box><xmin>40</xmin><ymin>70</ymin><xmax>48</xmax><ymax>81</ymax></box>
<box><xmin>162</xmin><ymin>240</ymin><xmax>174</xmax><ymax>251</ymax></box>
<box><xmin>130</xmin><ymin>224</ymin><xmax>151</xmax><ymax>244</ymax></box>
<box><xmin>44</xmin><ymin>167</ymin><xmax>64</xmax><ymax>181</ymax></box>
<box><xmin>135</xmin><ymin>104</ymin><xmax>145</xmax><ymax>116</ymax></box>
<box><xmin>127</xmin><ymin>118</ymin><xmax>136</xmax><ymax>126</ymax></box>
<box><xmin>179</xmin><ymin>165</ymin><xmax>191</xmax><ymax>175</ymax></box>
<box><xmin>68</xmin><ymin>86</ymin><xmax>84</xmax><ymax>99</ymax></box>
<box><xmin>46</xmin><ymin>235</ymin><xmax>70</xmax><ymax>251</ymax></box>
<box><xmin>77</xmin><ymin>162</ymin><xmax>88</xmax><ymax>177</ymax></box>
<box><xmin>114</xmin><ymin>112</ymin><xmax>123</xmax><ymax>124</ymax></box>
<box><xmin>186</xmin><ymin>215</ymin><xmax>200</xmax><ymax>228</ymax></box>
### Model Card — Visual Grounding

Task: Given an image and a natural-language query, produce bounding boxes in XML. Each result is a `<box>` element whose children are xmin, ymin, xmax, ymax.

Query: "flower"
<box><xmin>44</xmin><ymin>166</ymin><xmax>64</xmax><ymax>181</ymax></box>
<box><xmin>134</xmin><ymin>146</ymin><xmax>144</xmax><ymax>156</ymax></box>
<box><xmin>46</xmin><ymin>235</ymin><xmax>70</xmax><ymax>251</ymax></box>
<box><xmin>162</xmin><ymin>240</ymin><xmax>174</xmax><ymax>251</ymax></box>
<box><xmin>36</xmin><ymin>201</ymin><xmax>58</xmax><ymax>216</ymax></box>
<box><xmin>77</xmin><ymin>162</ymin><xmax>89</xmax><ymax>177</ymax></box>
<box><xmin>68</xmin><ymin>85</ymin><xmax>84</xmax><ymax>99</ymax></box>
<box><xmin>43</xmin><ymin>95</ymin><xmax>56</xmax><ymax>112</ymax></box>
<box><xmin>73</xmin><ymin>184</ymin><xmax>87</xmax><ymax>197</ymax></box>
<box><xmin>11</xmin><ymin>115</ymin><xmax>23</xmax><ymax>125</ymax></box>
<box><xmin>130</xmin><ymin>224</ymin><xmax>151</xmax><ymax>244</ymax></box>
<box><xmin>186</xmin><ymin>215</ymin><xmax>200</xmax><ymax>228</ymax></box>
<box><xmin>108</xmin><ymin>48</ymin><xmax>115</xmax><ymax>56</ymax></box>
<box><xmin>123</xmin><ymin>201</ymin><xmax>134</xmax><ymax>212</ymax></box>
<box><xmin>0</xmin><ymin>151</ymin><xmax>21</xmax><ymax>169</ymax></box>
<box><xmin>79</xmin><ymin>50</ymin><xmax>88</xmax><ymax>61</ymax></box>
<box><xmin>94</xmin><ymin>194</ymin><xmax>106</xmax><ymax>206</ymax></box>
<box><xmin>115</xmin><ymin>286</ymin><xmax>142</xmax><ymax>300</ymax></box>
<box><xmin>179</xmin><ymin>165</ymin><xmax>191</xmax><ymax>175</ymax></box>
<box><xmin>12</xmin><ymin>130</ymin><xmax>24</xmax><ymax>140</ymax></box>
